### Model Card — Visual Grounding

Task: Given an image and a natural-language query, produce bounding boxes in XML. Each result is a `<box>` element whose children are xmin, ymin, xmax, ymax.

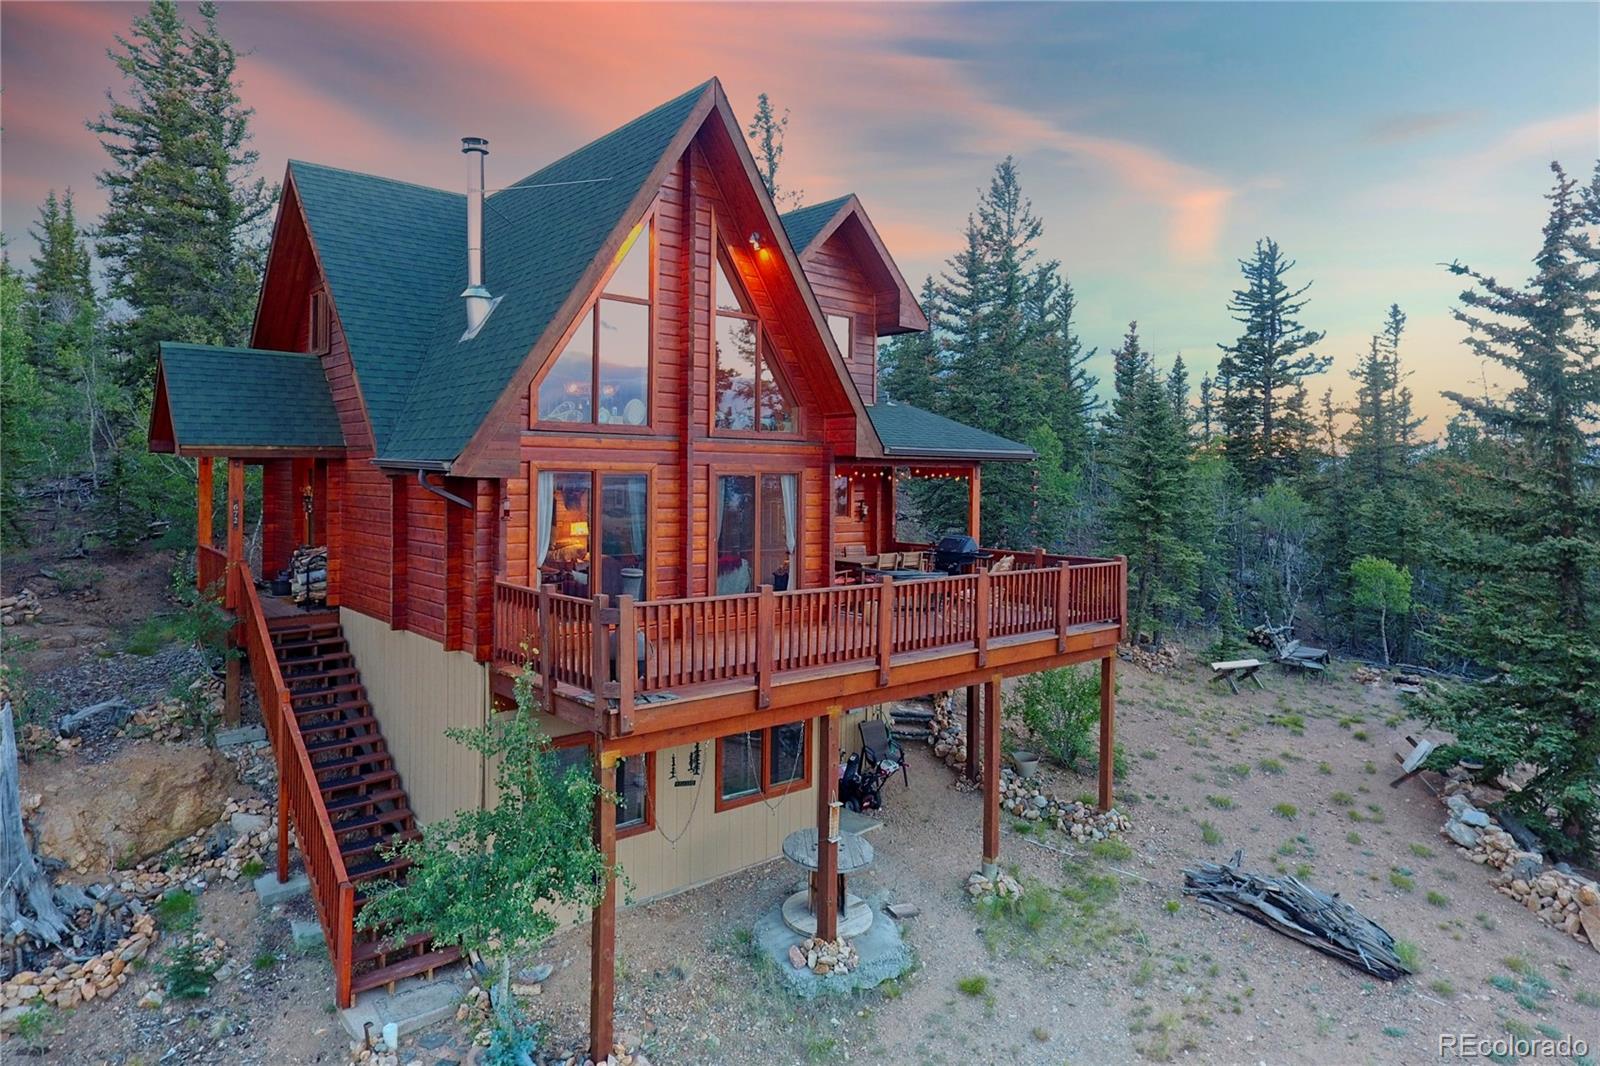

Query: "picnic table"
<box><xmin>1210</xmin><ymin>658</ymin><xmax>1266</xmax><ymax>694</ymax></box>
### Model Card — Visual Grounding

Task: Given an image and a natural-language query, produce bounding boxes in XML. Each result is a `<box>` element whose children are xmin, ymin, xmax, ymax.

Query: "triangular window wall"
<box><xmin>712</xmin><ymin>241</ymin><xmax>797</xmax><ymax>434</ymax></box>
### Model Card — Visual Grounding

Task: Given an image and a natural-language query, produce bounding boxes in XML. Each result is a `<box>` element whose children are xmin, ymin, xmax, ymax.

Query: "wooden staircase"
<box><xmin>265</xmin><ymin>612</ymin><xmax>461</xmax><ymax>998</ymax></box>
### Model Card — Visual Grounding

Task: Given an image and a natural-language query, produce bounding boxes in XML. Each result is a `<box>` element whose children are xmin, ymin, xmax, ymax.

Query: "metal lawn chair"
<box><xmin>859</xmin><ymin>717</ymin><xmax>909</xmax><ymax>789</ymax></box>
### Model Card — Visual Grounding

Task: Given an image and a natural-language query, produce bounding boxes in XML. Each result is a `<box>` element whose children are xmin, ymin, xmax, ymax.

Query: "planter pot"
<box><xmin>1010</xmin><ymin>750</ymin><xmax>1041</xmax><ymax>779</ymax></box>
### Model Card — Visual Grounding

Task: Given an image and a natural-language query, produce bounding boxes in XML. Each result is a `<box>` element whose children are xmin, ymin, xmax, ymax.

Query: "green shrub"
<box><xmin>1017</xmin><ymin>666</ymin><xmax>1102</xmax><ymax>770</ymax></box>
<box><xmin>161</xmin><ymin>940</ymin><xmax>219</xmax><ymax>999</ymax></box>
<box><xmin>1091</xmin><ymin>838</ymin><xmax>1133</xmax><ymax>862</ymax></box>
<box><xmin>957</xmin><ymin>974</ymin><xmax>990</xmax><ymax>997</ymax></box>
<box><xmin>154</xmin><ymin>889</ymin><xmax>198</xmax><ymax>931</ymax></box>
<box><xmin>1200</xmin><ymin>822</ymin><xmax>1223</xmax><ymax>845</ymax></box>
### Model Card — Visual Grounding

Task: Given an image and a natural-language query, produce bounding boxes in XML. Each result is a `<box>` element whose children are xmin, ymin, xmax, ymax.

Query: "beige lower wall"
<box><xmin>342</xmin><ymin>607</ymin><xmax>900</xmax><ymax>905</ymax></box>
<box><xmin>341</xmin><ymin>608</ymin><xmax>489</xmax><ymax>827</ymax></box>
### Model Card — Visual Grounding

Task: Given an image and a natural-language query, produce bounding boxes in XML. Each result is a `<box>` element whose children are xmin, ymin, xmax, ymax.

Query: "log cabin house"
<box><xmin>148</xmin><ymin>78</ymin><xmax>1126</xmax><ymax>1052</ymax></box>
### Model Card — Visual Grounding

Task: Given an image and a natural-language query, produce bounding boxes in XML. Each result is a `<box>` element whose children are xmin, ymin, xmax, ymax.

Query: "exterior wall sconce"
<box><xmin>748</xmin><ymin>231</ymin><xmax>763</xmax><ymax>252</ymax></box>
<box><xmin>856</xmin><ymin>500</ymin><xmax>869</xmax><ymax>522</ymax></box>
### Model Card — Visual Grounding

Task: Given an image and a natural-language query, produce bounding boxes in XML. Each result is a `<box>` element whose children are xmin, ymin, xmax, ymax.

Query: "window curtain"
<box><xmin>780</xmin><ymin>474</ymin><xmax>797</xmax><ymax>554</ymax></box>
<box><xmin>627</xmin><ymin>476</ymin><xmax>647</xmax><ymax>556</ymax></box>
<box><xmin>535</xmin><ymin>471</ymin><xmax>556</xmax><ymax>570</ymax></box>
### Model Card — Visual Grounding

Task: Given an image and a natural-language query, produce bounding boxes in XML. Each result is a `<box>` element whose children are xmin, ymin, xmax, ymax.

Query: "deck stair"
<box><xmin>264</xmin><ymin>612</ymin><xmax>461</xmax><ymax>997</ymax></box>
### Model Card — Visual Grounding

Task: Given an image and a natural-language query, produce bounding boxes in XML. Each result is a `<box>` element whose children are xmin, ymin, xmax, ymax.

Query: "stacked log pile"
<box><xmin>289</xmin><ymin>546</ymin><xmax>328</xmax><ymax>605</ymax></box>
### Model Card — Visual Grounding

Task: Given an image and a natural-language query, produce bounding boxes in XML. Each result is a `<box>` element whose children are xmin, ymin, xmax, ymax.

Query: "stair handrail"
<box><xmin>232</xmin><ymin>562</ymin><xmax>356</xmax><ymax>1007</ymax></box>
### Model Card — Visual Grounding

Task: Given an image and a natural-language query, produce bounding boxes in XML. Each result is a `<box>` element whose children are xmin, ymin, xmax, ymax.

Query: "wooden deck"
<box><xmin>491</xmin><ymin>557</ymin><xmax>1126</xmax><ymax>741</ymax></box>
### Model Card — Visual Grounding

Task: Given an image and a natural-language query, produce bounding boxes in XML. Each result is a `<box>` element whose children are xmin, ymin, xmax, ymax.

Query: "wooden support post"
<box><xmin>815</xmin><ymin>708</ymin><xmax>842</xmax><ymax>942</ymax></box>
<box><xmin>982</xmin><ymin>677</ymin><xmax>1001</xmax><ymax>869</ymax></box>
<box><xmin>1055</xmin><ymin>561</ymin><xmax>1071</xmax><ymax>652</ymax></box>
<box><xmin>537</xmin><ymin>588</ymin><xmax>555</xmax><ymax>699</ymax></box>
<box><xmin>223</xmin><ymin>651</ymin><xmax>241</xmax><ymax>729</ymax></box>
<box><xmin>756</xmin><ymin>585</ymin><xmax>775</xmax><ymax>709</ymax></box>
<box><xmin>589</xmin><ymin>751</ymin><xmax>619</xmax><ymax>1062</ymax></box>
<box><xmin>196</xmin><ymin>457</ymin><xmax>214</xmax><ymax>554</ymax></box>
<box><xmin>967</xmin><ymin>464</ymin><xmax>981</xmax><ymax>544</ymax></box>
<box><xmin>1098</xmin><ymin>654</ymin><xmax>1116</xmax><ymax>811</ymax></box>
<box><xmin>276</xmin><ymin>694</ymin><xmax>290</xmax><ymax>883</ymax></box>
<box><xmin>225</xmin><ymin>459</ymin><xmax>244</xmax><ymax>609</ymax></box>
<box><xmin>965</xmin><ymin>685</ymin><xmax>980</xmax><ymax>781</ymax></box>
<box><xmin>876</xmin><ymin>576</ymin><xmax>894</xmax><ymax>686</ymax></box>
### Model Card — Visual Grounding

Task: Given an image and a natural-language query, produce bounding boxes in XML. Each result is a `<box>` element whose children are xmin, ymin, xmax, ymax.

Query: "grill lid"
<box><xmin>934</xmin><ymin>533</ymin><xmax>980</xmax><ymax>555</ymax></box>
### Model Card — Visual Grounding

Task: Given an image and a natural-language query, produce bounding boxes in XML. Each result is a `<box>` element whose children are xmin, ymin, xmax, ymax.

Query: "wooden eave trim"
<box><xmin>804</xmin><ymin>197</ymin><xmax>928</xmax><ymax>335</ymax></box>
<box><xmin>271</xmin><ymin>168</ymin><xmax>379</xmax><ymax>457</ymax></box>
<box><xmin>147</xmin><ymin>362</ymin><xmax>178</xmax><ymax>453</ymax></box>
<box><xmin>702</xmin><ymin>83</ymin><xmax>886</xmax><ymax>462</ymax></box>
<box><xmin>451</xmin><ymin>84</ymin><xmax>721</xmax><ymax>479</ymax></box>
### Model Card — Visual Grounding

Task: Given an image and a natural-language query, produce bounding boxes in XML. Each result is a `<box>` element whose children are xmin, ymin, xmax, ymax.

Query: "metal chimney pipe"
<box><xmin>461</xmin><ymin>136</ymin><xmax>491</xmax><ymax>335</ymax></box>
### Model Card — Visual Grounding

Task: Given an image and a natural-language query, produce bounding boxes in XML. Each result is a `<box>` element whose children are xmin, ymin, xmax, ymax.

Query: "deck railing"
<box><xmin>493</xmin><ymin>555</ymin><xmax>1125</xmax><ymax>720</ymax></box>
<box><xmin>233</xmin><ymin>562</ymin><xmax>355</xmax><ymax>1008</ymax></box>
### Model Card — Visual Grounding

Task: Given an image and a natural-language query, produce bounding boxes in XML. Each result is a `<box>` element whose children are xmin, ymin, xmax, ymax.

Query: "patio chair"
<box><xmin>859</xmin><ymin>717</ymin><xmax>909</xmax><ymax>789</ymax></box>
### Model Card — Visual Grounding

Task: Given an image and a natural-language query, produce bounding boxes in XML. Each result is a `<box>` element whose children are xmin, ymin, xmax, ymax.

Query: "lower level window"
<box><xmin>717</xmin><ymin>721</ymin><xmax>810</xmax><ymax>810</ymax></box>
<box><xmin>550</xmin><ymin>739</ymin><xmax>652</xmax><ymax>837</ymax></box>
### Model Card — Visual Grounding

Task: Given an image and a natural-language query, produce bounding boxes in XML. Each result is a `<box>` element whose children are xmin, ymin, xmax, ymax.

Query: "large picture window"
<box><xmin>716</xmin><ymin>721</ymin><xmax>810</xmax><ymax>811</ymax></box>
<box><xmin>713</xmin><ymin>472</ymin><xmax>798</xmax><ymax>594</ymax></box>
<box><xmin>537</xmin><ymin>218</ymin><xmax>653</xmax><ymax>427</ymax></box>
<box><xmin>712</xmin><ymin>247</ymin><xmax>797</xmax><ymax>434</ymax></box>
<box><xmin>534</xmin><ymin>470</ymin><xmax>649</xmax><ymax>599</ymax></box>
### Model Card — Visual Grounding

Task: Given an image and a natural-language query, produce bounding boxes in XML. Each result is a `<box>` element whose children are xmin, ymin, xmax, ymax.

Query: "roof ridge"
<box><xmin>781</xmin><ymin>194</ymin><xmax>853</xmax><ymax>219</ymax></box>
<box><xmin>495</xmin><ymin>79</ymin><xmax>715</xmax><ymax>197</ymax></box>
<box><xmin>288</xmin><ymin>159</ymin><xmax>461</xmax><ymax>199</ymax></box>
<box><xmin>160</xmin><ymin>341</ymin><xmax>322</xmax><ymax>359</ymax></box>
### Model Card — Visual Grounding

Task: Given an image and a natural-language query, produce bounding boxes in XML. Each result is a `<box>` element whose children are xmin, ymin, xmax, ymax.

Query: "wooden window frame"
<box><xmin>709</xmin><ymin>218</ymin><xmax>804</xmax><ymax>440</ymax></box>
<box><xmin>309</xmin><ymin>288</ymin><xmax>331</xmax><ymax>355</ymax></box>
<box><xmin>551</xmin><ymin>733</ymin><xmax>655</xmax><ymax>840</ymax></box>
<box><xmin>709</xmin><ymin>466</ymin><xmax>803</xmax><ymax>595</ymax></box>
<box><xmin>530</xmin><ymin>210</ymin><xmax>657</xmax><ymax>434</ymax></box>
<box><xmin>714</xmin><ymin>719</ymin><xmax>812</xmax><ymax>813</ymax></box>
<box><xmin>530</xmin><ymin>466</ymin><xmax>655</xmax><ymax>600</ymax></box>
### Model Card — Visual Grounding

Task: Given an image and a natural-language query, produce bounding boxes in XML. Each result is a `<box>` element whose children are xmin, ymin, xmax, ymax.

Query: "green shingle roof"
<box><xmin>289</xmin><ymin>162</ymin><xmax>464</xmax><ymax>450</ymax></box>
<box><xmin>780</xmin><ymin>196</ymin><xmax>852</xmax><ymax>256</ymax></box>
<box><xmin>866</xmin><ymin>403</ymin><xmax>1035</xmax><ymax>461</ymax></box>
<box><xmin>158</xmin><ymin>343</ymin><xmax>345</xmax><ymax>450</ymax></box>
<box><xmin>379</xmin><ymin>81</ymin><xmax>710</xmax><ymax>464</ymax></box>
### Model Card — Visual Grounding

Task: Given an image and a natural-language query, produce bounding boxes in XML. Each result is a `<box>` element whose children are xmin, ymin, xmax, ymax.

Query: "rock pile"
<box><xmin>1125</xmin><ymin>643</ymin><xmax>1183</xmax><ymax>674</ymax></box>
<box><xmin>997</xmin><ymin>768</ymin><xmax>1131</xmax><ymax>841</ymax></box>
<box><xmin>1438</xmin><ymin>793</ymin><xmax>1600</xmax><ymax>950</ymax></box>
<box><xmin>0</xmin><ymin>912</ymin><xmax>156</xmax><ymax>1029</ymax></box>
<box><xmin>926</xmin><ymin>700</ymin><xmax>969</xmax><ymax>772</ymax></box>
<box><xmin>967</xmin><ymin>870</ymin><xmax>1024</xmax><ymax>901</ymax></box>
<box><xmin>113</xmin><ymin>796</ymin><xmax>276</xmax><ymax>896</ymax></box>
<box><xmin>787</xmin><ymin>935</ymin><xmax>858</xmax><ymax>976</ymax></box>
<box><xmin>1</xmin><ymin>589</ymin><xmax>41</xmax><ymax>626</ymax></box>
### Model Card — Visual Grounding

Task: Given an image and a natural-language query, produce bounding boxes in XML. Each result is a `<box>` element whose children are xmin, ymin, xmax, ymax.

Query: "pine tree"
<box><xmin>1197</xmin><ymin>373</ymin><xmax>1216</xmax><ymax>442</ymax></box>
<box><xmin>1425</xmin><ymin>162</ymin><xmax>1600</xmax><ymax>858</ymax></box>
<box><xmin>27</xmin><ymin>190</ymin><xmax>95</xmax><ymax>357</ymax></box>
<box><xmin>1</xmin><ymin>251</ymin><xmax>45</xmax><ymax>546</ymax></box>
<box><xmin>878</xmin><ymin>277</ymin><xmax>945</xmax><ymax>408</ymax></box>
<box><xmin>1045</xmin><ymin>276</ymin><xmax>1099</xmax><ymax>465</ymax></box>
<box><xmin>1105</xmin><ymin>336</ymin><xmax>1198</xmax><ymax>642</ymax></box>
<box><xmin>1216</xmin><ymin>239</ymin><xmax>1330</xmax><ymax>488</ymax></box>
<box><xmin>90</xmin><ymin>0</ymin><xmax>275</xmax><ymax>389</ymax></box>
<box><xmin>745</xmin><ymin>92</ymin><xmax>800</xmax><ymax>208</ymax></box>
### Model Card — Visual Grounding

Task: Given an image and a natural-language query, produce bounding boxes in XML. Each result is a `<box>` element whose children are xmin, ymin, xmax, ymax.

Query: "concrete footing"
<box><xmin>253</xmin><ymin>871</ymin><xmax>309</xmax><ymax>906</ymax></box>
<box><xmin>755</xmin><ymin>898</ymin><xmax>913</xmax><ymax>999</ymax></box>
<box><xmin>338</xmin><ymin>973</ymin><xmax>465</xmax><ymax>1042</ymax></box>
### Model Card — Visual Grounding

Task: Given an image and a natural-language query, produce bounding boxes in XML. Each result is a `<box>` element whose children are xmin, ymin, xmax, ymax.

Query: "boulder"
<box><xmin>33</xmin><ymin>745</ymin><xmax>237</xmax><ymax>875</ymax></box>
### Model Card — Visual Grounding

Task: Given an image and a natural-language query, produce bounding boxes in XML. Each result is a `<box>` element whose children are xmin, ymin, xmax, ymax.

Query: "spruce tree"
<box><xmin>1425</xmin><ymin>162</ymin><xmax>1600</xmax><ymax>858</ymax></box>
<box><xmin>1216</xmin><ymin>239</ymin><xmax>1329</xmax><ymax>488</ymax></box>
<box><xmin>878</xmin><ymin>277</ymin><xmax>945</xmax><ymax>408</ymax></box>
<box><xmin>1</xmin><ymin>251</ymin><xmax>45</xmax><ymax>546</ymax></box>
<box><xmin>90</xmin><ymin>0</ymin><xmax>274</xmax><ymax>389</ymax></box>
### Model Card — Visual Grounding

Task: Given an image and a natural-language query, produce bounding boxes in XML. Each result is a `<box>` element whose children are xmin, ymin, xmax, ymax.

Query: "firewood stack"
<box><xmin>289</xmin><ymin>546</ymin><xmax>328</xmax><ymax>605</ymax></box>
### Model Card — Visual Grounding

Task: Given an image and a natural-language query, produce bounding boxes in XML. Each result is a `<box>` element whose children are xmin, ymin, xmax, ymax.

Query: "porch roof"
<box><xmin>149</xmin><ymin>342</ymin><xmax>346</xmax><ymax>456</ymax></box>
<box><xmin>865</xmin><ymin>403</ymin><xmax>1035</xmax><ymax>461</ymax></box>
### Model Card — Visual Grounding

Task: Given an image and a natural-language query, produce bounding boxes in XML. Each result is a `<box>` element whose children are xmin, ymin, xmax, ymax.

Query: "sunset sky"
<box><xmin>4</xmin><ymin>2</ymin><xmax>1597</xmax><ymax>431</ymax></box>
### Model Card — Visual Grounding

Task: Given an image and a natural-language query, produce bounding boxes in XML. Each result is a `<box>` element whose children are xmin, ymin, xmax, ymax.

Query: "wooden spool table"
<box><xmin>781</xmin><ymin>827</ymin><xmax>875</xmax><ymax>937</ymax></box>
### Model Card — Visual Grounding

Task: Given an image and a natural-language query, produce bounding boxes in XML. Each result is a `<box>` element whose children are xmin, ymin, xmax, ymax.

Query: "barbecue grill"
<box><xmin>932</xmin><ymin>533</ymin><xmax>991</xmax><ymax>575</ymax></box>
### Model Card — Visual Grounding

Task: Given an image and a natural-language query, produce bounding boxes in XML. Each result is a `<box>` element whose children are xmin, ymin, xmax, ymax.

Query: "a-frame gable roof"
<box><xmin>781</xmin><ymin>194</ymin><xmax>929</xmax><ymax>335</ymax></box>
<box><xmin>279</xmin><ymin>77</ymin><xmax>883</xmax><ymax>472</ymax></box>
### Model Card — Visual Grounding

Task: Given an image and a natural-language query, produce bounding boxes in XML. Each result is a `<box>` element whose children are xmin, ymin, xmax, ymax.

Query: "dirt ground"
<box><xmin>506</xmin><ymin>660</ymin><xmax>1599</xmax><ymax>1065</ymax></box>
<box><xmin>5</xmin><ymin>540</ymin><xmax>1598</xmax><ymax>1063</ymax></box>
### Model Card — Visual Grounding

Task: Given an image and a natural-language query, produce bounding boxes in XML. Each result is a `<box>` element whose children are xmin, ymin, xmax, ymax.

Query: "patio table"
<box><xmin>782</xmin><ymin>827</ymin><xmax>874</xmax><ymax>925</ymax></box>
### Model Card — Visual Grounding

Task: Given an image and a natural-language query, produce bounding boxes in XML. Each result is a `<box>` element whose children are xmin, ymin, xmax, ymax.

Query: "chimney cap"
<box><xmin>461</xmin><ymin>136</ymin><xmax>489</xmax><ymax>155</ymax></box>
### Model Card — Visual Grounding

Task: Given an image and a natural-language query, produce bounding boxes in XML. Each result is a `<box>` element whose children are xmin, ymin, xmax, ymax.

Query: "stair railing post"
<box><xmin>276</xmin><ymin>689</ymin><xmax>291</xmax><ymax>884</ymax></box>
<box><xmin>336</xmin><ymin>881</ymin><xmax>355</xmax><ymax>1008</ymax></box>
